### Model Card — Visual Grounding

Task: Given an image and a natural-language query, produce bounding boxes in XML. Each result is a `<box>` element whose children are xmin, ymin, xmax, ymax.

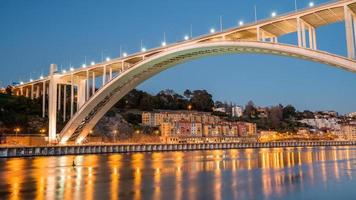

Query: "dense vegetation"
<box><xmin>115</xmin><ymin>89</ymin><xmax>214</xmax><ymax>112</ymax></box>
<box><xmin>0</xmin><ymin>93</ymin><xmax>47</xmax><ymax>134</ymax></box>
<box><xmin>0</xmin><ymin>86</ymin><xmax>325</xmax><ymax>135</ymax></box>
<box><xmin>114</xmin><ymin>89</ymin><xmax>313</xmax><ymax>133</ymax></box>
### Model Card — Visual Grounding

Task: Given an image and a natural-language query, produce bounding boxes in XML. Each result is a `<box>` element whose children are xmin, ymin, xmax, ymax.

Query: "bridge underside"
<box><xmin>58</xmin><ymin>41</ymin><xmax>356</xmax><ymax>144</ymax></box>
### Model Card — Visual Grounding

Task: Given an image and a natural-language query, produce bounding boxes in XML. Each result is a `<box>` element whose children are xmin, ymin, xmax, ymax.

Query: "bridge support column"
<box><xmin>48</xmin><ymin>64</ymin><xmax>58</xmax><ymax>143</ymax></box>
<box><xmin>58</xmin><ymin>84</ymin><xmax>61</xmax><ymax>111</ymax></box>
<box><xmin>42</xmin><ymin>81</ymin><xmax>46</xmax><ymax>118</ymax></box>
<box><xmin>92</xmin><ymin>72</ymin><xmax>95</xmax><ymax>95</ymax></box>
<box><xmin>77</xmin><ymin>79</ymin><xmax>86</xmax><ymax>109</ymax></box>
<box><xmin>272</xmin><ymin>37</ymin><xmax>278</xmax><ymax>43</ymax></box>
<box><xmin>261</xmin><ymin>28</ymin><xmax>266</xmax><ymax>41</ymax></box>
<box><xmin>301</xmin><ymin>21</ymin><xmax>306</xmax><ymax>47</ymax></box>
<box><xmin>102</xmin><ymin>65</ymin><xmax>107</xmax><ymax>86</ymax></box>
<box><xmin>344</xmin><ymin>5</ymin><xmax>355</xmax><ymax>59</ymax></box>
<box><xmin>30</xmin><ymin>84</ymin><xmax>34</xmax><ymax>100</ymax></box>
<box><xmin>256</xmin><ymin>27</ymin><xmax>261</xmax><ymax>41</ymax></box>
<box><xmin>297</xmin><ymin>17</ymin><xmax>302</xmax><ymax>47</ymax></box>
<box><xmin>63</xmin><ymin>84</ymin><xmax>67</xmax><ymax>122</ymax></box>
<box><xmin>109</xmin><ymin>67</ymin><xmax>113</xmax><ymax>80</ymax></box>
<box><xmin>70</xmin><ymin>73</ymin><xmax>74</xmax><ymax>118</ymax></box>
<box><xmin>25</xmin><ymin>87</ymin><xmax>29</xmax><ymax>97</ymax></box>
<box><xmin>36</xmin><ymin>85</ymin><xmax>40</xmax><ymax>99</ymax></box>
<box><xmin>86</xmin><ymin>70</ymin><xmax>89</xmax><ymax>101</ymax></box>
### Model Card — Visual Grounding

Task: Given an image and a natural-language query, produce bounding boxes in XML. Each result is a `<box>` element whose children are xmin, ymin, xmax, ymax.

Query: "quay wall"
<box><xmin>0</xmin><ymin>141</ymin><xmax>355</xmax><ymax>158</ymax></box>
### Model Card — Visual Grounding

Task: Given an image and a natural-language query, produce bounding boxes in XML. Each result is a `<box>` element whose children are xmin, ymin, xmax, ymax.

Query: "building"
<box><xmin>146</xmin><ymin>110</ymin><xmax>257</xmax><ymax>143</ymax></box>
<box><xmin>347</xmin><ymin>112</ymin><xmax>356</xmax><ymax>118</ymax></box>
<box><xmin>213</xmin><ymin>107</ymin><xmax>226</xmax><ymax>113</ymax></box>
<box><xmin>299</xmin><ymin>117</ymin><xmax>341</xmax><ymax>131</ymax></box>
<box><xmin>142</xmin><ymin>110</ymin><xmax>221</xmax><ymax>127</ymax></box>
<box><xmin>340</xmin><ymin>125</ymin><xmax>356</xmax><ymax>140</ymax></box>
<box><xmin>231</xmin><ymin>106</ymin><xmax>243</xmax><ymax>117</ymax></box>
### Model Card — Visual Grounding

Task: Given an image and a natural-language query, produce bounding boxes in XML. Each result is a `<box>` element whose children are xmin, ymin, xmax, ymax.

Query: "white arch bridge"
<box><xmin>10</xmin><ymin>0</ymin><xmax>356</xmax><ymax>144</ymax></box>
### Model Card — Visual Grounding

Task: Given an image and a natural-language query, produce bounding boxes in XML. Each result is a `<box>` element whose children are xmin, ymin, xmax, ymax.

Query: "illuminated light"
<box><xmin>40</xmin><ymin>75</ymin><xmax>44</xmax><ymax>79</ymax></box>
<box><xmin>30</xmin><ymin>79</ymin><xmax>33</xmax><ymax>82</ymax></box>
<box><xmin>20</xmin><ymin>81</ymin><xmax>24</xmax><ymax>85</ymax></box>
<box><xmin>91</xmin><ymin>61</ymin><xmax>95</xmax><ymax>65</ymax></box>
<box><xmin>161</xmin><ymin>41</ymin><xmax>166</xmax><ymax>46</ymax></box>
<box><xmin>106</xmin><ymin>57</ymin><xmax>111</xmax><ymax>61</ymax></box>
<box><xmin>309</xmin><ymin>2</ymin><xmax>314</xmax><ymax>7</ymax></box>
<box><xmin>82</xmin><ymin>64</ymin><xmax>86</xmax><ymax>68</ymax></box>
<box><xmin>141</xmin><ymin>47</ymin><xmax>146</xmax><ymax>52</ymax></box>
<box><xmin>184</xmin><ymin>35</ymin><xmax>189</xmax><ymax>40</ymax></box>
<box><xmin>239</xmin><ymin>20</ymin><xmax>244</xmax><ymax>26</ymax></box>
<box><xmin>271</xmin><ymin>12</ymin><xmax>277</xmax><ymax>17</ymax></box>
<box><xmin>210</xmin><ymin>28</ymin><xmax>216</xmax><ymax>33</ymax></box>
<box><xmin>70</xmin><ymin>67</ymin><xmax>74</xmax><ymax>72</ymax></box>
<box><xmin>122</xmin><ymin>52</ymin><xmax>127</xmax><ymax>57</ymax></box>
<box><xmin>62</xmin><ymin>70</ymin><xmax>67</xmax><ymax>73</ymax></box>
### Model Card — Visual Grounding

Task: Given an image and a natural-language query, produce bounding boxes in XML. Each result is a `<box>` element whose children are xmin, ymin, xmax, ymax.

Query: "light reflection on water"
<box><xmin>0</xmin><ymin>146</ymin><xmax>355</xmax><ymax>200</ymax></box>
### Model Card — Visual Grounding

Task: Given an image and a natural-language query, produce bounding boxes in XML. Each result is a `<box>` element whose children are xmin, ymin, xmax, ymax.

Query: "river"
<box><xmin>0</xmin><ymin>146</ymin><xmax>355</xmax><ymax>199</ymax></box>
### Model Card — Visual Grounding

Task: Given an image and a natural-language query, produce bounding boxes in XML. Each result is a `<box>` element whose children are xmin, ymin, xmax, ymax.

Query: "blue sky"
<box><xmin>0</xmin><ymin>0</ymin><xmax>355</xmax><ymax>114</ymax></box>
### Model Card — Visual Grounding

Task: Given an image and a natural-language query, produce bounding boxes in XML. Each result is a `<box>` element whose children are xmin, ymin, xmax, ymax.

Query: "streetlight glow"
<box><xmin>141</xmin><ymin>47</ymin><xmax>146</xmax><ymax>52</ymax></box>
<box><xmin>239</xmin><ymin>21</ymin><xmax>244</xmax><ymax>26</ymax></box>
<box><xmin>122</xmin><ymin>52</ymin><xmax>127</xmax><ymax>57</ymax></box>
<box><xmin>309</xmin><ymin>2</ymin><xmax>314</xmax><ymax>7</ymax></box>
<box><xmin>161</xmin><ymin>41</ymin><xmax>166</xmax><ymax>46</ymax></box>
<box><xmin>184</xmin><ymin>35</ymin><xmax>189</xmax><ymax>40</ymax></box>
<box><xmin>82</xmin><ymin>64</ymin><xmax>86</xmax><ymax>68</ymax></box>
<box><xmin>271</xmin><ymin>12</ymin><xmax>277</xmax><ymax>17</ymax></box>
<box><xmin>106</xmin><ymin>57</ymin><xmax>110</xmax><ymax>61</ymax></box>
<box><xmin>91</xmin><ymin>61</ymin><xmax>95</xmax><ymax>65</ymax></box>
<box><xmin>210</xmin><ymin>28</ymin><xmax>216</xmax><ymax>33</ymax></box>
<box><xmin>30</xmin><ymin>79</ymin><xmax>33</xmax><ymax>82</ymax></box>
<box><xmin>70</xmin><ymin>67</ymin><xmax>74</xmax><ymax>72</ymax></box>
<box><xmin>20</xmin><ymin>81</ymin><xmax>24</xmax><ymax>85</ymax></box>
<box><xmin>40</xmin><ymin>75</ymin><xmax>44</xmax><ymax>79</ymax></box>
<box><xmin>62</xmin><ymin>70</ymin><xmax>67</xmax><ymax>73</ymax></box>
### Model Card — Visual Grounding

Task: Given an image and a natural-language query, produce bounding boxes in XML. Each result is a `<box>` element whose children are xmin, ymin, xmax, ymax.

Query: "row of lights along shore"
<box><xmin>18</xmin><ymin>1</ymin><xmax>315</xmax><ymax>85</ymax></box>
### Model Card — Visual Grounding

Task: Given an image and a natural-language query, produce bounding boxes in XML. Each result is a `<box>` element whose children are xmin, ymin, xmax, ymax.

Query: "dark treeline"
<box><xmin>239</xmin><ymin>100</ymin><xmax>308</xmax><ymax>133</ymax></box>
<box><xmin>0</xmin><ymin>93</ymin><xmax>47</xmax><ymax>134</ymax></box>
<box><xmin>115</xmin><ymin>89</ymin><xmax>214</xmax><ymax>112</ymax></box>
<box><xmin>0</xmin><ymin>86</ymin><xmax>329</xmax><ymax>134</ymax></box>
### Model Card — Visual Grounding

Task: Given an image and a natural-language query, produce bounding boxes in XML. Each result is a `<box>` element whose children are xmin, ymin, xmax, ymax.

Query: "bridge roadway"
<box><xmin>0</xmin><ymin>141</ymin><xmax>355</xmax><ymax>158</ymax></box>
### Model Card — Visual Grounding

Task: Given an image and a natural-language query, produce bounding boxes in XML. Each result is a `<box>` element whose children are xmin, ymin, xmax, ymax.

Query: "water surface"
<box><xmin>0</xmin><ymin>146</ymin><xmax>355</xmax><ymax>200</ymax></box>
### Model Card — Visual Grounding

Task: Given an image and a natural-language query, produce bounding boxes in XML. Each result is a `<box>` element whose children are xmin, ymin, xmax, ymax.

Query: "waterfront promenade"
<box><xmin>1</xmin><ymin>140</ymin><xmax>355</xmax><ymax>158</ymax></box>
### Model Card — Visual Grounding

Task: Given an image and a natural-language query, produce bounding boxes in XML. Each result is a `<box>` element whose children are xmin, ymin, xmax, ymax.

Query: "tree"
<box><xmin>283</xmin><ymin>105</ymin><xmax>296</xmax><ymax>120</ymax></box>
<box><xmin>243</xmin><ymin>100</ymin><xmax>257</xmax><ymax>120</ymax></box>
<box><xmin>268</xmin><ymin>105</ymin><xmax>283</xmax><ymax>129</ymax></box>
<box><xmin>5</xmin><ymin>85</ymin><xmax>12</xmax><ymax>95</ymax></box>
<box><xmin>190</xmin><ymin>90</ymin><xmax>214</xmax><ymax>112</ymax></box>
<box><xmin>183</xmin><ymin>89</ymin><xmax>192</xmax><ymax>99</ymax></box>
<box><xmin>138</xmin><ymin>94</ymin><xmax>155</xmax><ymax>111</ymax></box>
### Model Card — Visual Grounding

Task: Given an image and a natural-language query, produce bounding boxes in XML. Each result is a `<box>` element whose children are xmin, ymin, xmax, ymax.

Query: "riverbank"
<box><xmin>0</xmin><ymin>140</ymin><xmax>355</xmax><ymax>158</ymax></box>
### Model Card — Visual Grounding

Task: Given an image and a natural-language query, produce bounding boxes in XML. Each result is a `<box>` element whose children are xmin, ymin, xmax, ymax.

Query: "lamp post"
<box><xmin>14</xmin><ymin>127</ymin><xmax>20</xmax><ymax>145</ymax></box>
<box><xmin>113</xmin><ymin>130</ymin><xmax>118</xmax><ymax>143</ymax></box>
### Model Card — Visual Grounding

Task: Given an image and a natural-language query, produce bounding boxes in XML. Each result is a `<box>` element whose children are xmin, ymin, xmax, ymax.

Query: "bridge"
<box><xmin>8</xmin><ymin>0</ymin><xmax>356</xmax><ymax>144</ymax></box>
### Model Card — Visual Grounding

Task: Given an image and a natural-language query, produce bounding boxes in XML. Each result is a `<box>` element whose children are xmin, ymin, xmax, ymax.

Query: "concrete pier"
<box><xmin>0</xmin><ymin>141</ymin><xmax>355</xmax><ymax>158</ymax></box>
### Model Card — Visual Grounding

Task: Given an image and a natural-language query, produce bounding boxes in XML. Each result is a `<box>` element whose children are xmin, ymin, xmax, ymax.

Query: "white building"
<box><xmin>340</xmin><ymin>125</ymin><xmax>356</xmax><ymax>140</ymax></box>
<box><xmin>299</xmin><ymin>117</ymin><xmax>341</xmax><ymax>130</ymax></box>
<box><xmin>213</xmin><ymin>107</ymin><xmax>226</xmax><ymax>113</ymax></box>
<box><xmin>347</xmin><ymin>112</ymin><xmax>356</xmax><ymax>118</ymax></box>
<box><xmin>232</xmin><ymin>106</ymin><xmax>243</xmax><ymax>117</ymax></box>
